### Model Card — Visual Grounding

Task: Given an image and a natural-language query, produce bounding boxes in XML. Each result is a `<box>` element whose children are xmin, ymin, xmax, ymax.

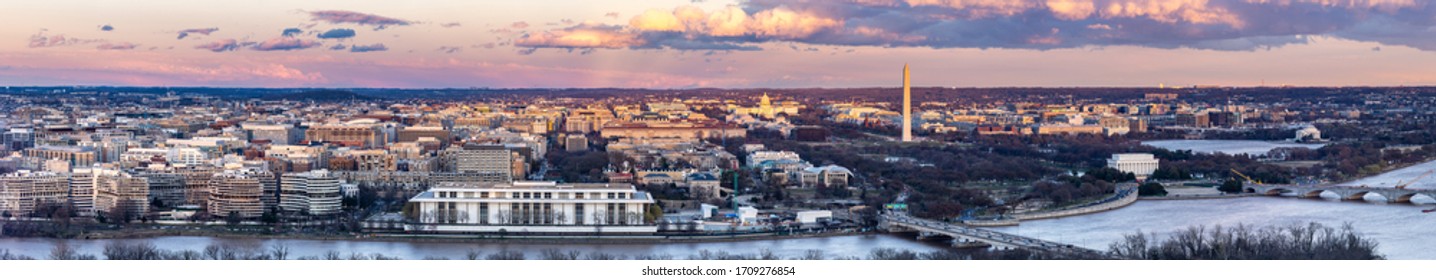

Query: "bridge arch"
<box><xmin>1343</xmin><ymin>191</ymin><xmax>1371</xmax><ymax>201</ymax></box>
<box><xmin>1264</xmin><ymin>188</ymin><xmax>1290</xmax><ymax>196</ymax></box>
<box><xmin>1299</xmin><ymin>190</ymin><xmax>1326</xmax><ymax>198</ymax></box>
<box><xmin>1393</xmin><ymin>193</ymin><xmax>1419</xmax><ymax>204</ymax></box>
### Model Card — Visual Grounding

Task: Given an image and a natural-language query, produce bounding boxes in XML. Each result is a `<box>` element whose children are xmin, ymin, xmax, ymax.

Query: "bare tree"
<box><xmin>49</xmin><ymin>242</ymin><xmax>97</xmax><ymax>260</ymax></box>
<box><xmin>798</xmin><ymin>249</ymin><xmax>824</xmax><ymax>260</ymax></box>
<box><xmin>268</xmin><ymin>244</ymin><xmax>290</xmax><ymax>260</ymax></box>
<box><xmin>583</xmin><ymin>252</ymin><xmax>621</xmax><ymax>260</ymax></box>
<box><xmin>485</xmin><ymin>250</ymin><xmax>525</xmax><ymax>260</ymax></box>
<box><xmin>540</xmin><ymin>249</ymin><xmax>580</xmax><ymax>260</ymax></box>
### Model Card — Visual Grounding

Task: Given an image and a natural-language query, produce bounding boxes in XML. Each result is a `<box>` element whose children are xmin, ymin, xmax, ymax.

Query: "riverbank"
<box><xmin>46</xmin><ymin>227</ymin><xmax>873</xmax><ymax>245</ymax></box>
<box><xmin>1138</xmin><ymin>193</ymin><xmax>1257</xmax><ymax>200</ymax></box>
<box><xmin>964</xmin><ymin>187</ymin><xmax>1139</xmax><ymax>227</ymax></box>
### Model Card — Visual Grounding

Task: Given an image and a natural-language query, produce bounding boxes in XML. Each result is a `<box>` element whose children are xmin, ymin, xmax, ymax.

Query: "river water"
<box><xmin>1143</xmin><ymin>140</ymin><xmax>1325</xmax><ymax>155</ymax></box>
<box><xmin>989</xmin><ymin>197</ymin><xmax>1436</xmax><ymax>260</ymax></box>
<box><xmin>0</xmin><ymin>234</ymin><xmax>947</xmax><ymax>260</ymax></box>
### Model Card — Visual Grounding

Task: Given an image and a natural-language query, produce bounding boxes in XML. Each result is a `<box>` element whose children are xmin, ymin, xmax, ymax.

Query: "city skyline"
<box><xmin>4</xmin><ymin>0</ymin><xmax>1436</xmax><ymax>88</ymax></box>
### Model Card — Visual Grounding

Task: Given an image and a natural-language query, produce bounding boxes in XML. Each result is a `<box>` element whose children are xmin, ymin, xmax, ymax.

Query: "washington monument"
<box><xmin>902</xmin><ymin>64</ymin><xmax>912</xmax><ymax>142</ymax></box>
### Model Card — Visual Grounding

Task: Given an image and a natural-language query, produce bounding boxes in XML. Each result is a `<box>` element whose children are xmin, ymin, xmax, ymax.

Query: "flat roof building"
<box><xmin>406</xmin><ymin>181</ymin><xmax>657</xmax><ymax>233</ymax></box>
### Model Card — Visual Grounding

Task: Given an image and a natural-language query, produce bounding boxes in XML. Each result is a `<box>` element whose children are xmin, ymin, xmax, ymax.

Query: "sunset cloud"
<box><xmin>309</xmin><ymin>10</ymin><xmax>411</xmax><ymax>26</ymax></box>
<box><xmin>97</xmin><ymin>42</ymin><xmax>138</xmax><ymax>50</ymax></box>
<box><xmin>194</xmin><ymin>39</ymin><xmax>241</xmax><ymax>52</ymax></box>
<box><xmin>515</xmin><ymin>24</ymin><xmax>644</xmax><ymax>49</ymax></box>
<box><xmin>28</xmin><ymin>33</ymin><xmax>100</xmax><ymax>48</ymax></box>
<box><xmin>520</xmin><ymin>1</ymin><xmax>1436</xmax><ymax>51</ymax></box>
<box><xmin>350</xmin><ymin>43</ymin><xmax>388</xmax><ymax>52</ymax></box>
<box><xmin>252</xmin><ymin>37</ymin><xmax>321</xmax><ymax>51</ymax></box>
<box><xmin>317</xmin><ymin>28</ymin><xmax>357</xmax><ymax>39</ymax></box>
<box><xmin>176</xmin><ymin>28</ymin><xmax>219</xmax><ymax>40</ymax></box>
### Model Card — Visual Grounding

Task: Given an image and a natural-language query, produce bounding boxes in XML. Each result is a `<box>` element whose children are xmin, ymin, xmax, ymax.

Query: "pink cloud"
<box><xmin>28</xmin><ymin>33</ymin><xmax>100</xmax><ymax>48</ymax></box>
<box><xmin>177</xmin><ymin>28</ymin><xmax>219</xmax><ymax>39</ymax></box>
<box><xmin>195</xmin><ymin>39</ymin><xmax>241</xmax><ymax>52</ymax></box>
<box><xmin>97</xmin><ymin>42</ymin><xmax>138</xmax><ymax>50</ymax></box>
<box><xmin>252</xmin><ymin>37</ymin><xmax>321</xmax><ymax>51</ymax></box>
<box><xmin>309</xmin><ymin>10</ymin><xmax>411</xmax><ymax>26</ymax></box>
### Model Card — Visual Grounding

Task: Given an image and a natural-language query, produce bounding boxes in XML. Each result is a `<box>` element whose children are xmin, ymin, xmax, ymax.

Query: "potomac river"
<box><xmin>5</xmin><ymin>196</ymin><xmax>1432</xmax><ymax>259</ymax></box>
<box><xmin>0</xmin><ymin>233</ymin><xmax>948</xmax><ymax>260</ymax></box>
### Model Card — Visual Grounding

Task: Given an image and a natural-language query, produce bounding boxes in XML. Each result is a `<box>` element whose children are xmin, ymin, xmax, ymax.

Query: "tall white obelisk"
<box><xmin>902</xmin><ymin>64</ymin><xmax>912</xmax><ymax>142</ymax></box>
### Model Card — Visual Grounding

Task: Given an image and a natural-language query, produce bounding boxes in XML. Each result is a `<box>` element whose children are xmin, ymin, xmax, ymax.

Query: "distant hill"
<box><xmin>265</xmin><ymin>90</ymin><xmax>378</xmax><ymax>101</ymax></box>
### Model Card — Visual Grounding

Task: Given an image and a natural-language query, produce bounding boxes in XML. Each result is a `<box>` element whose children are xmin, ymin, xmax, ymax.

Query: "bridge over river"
<box><xmin>881</xmin><ymin>214</ymin><xmax>1119</xmax><ymax>259</ymax></box>
<box><xmin>1247</xmin><ymin>184</ymin><xmax>1436</xmax><ymax>203</ymax></box>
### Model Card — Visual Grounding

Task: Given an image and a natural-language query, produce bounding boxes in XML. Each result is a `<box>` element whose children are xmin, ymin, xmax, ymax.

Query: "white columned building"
<box><xmin>1107</xmin><ymin>153</ymin><xmax>1160</xmax><ymax>180</ymax></box>
<box><xmin>407</xmin><ymin>181</ymin><xmax>658</xmax><ymax>233</ymax></box>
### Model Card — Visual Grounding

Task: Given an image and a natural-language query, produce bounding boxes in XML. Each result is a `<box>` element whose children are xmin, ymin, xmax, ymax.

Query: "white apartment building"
<box><xmin>207</xmin><ymin>170</ymin><xmax>269</xmax><ymax>219</ymax></box>
<box><xmin>407</xmin><ymin>181</ymin><xmax>657</xmax><ymax>233</ymax></box>
<box><xmin>279</xmin><ymin>170</ymin><xmax>342</xmax><ymax>216</ymax></box>
<box><xmin>1108</xmin><ymin>153</ymin><xmax>1160</xmax><ymax>180</ymax></box>
<box><xmin>0</xmin><ymin>171</ymin><xmax>70</xmax><ymax>217</ymax></box>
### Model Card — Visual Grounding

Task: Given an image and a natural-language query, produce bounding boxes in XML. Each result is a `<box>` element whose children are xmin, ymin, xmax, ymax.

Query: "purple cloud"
<box><xmin>28</xmin><ymin>33</ymin><xmax>100</xmax><ymax>48</ymax></box>
<box><xmin>100</xmin><ymin>25</ymin><xmax>114</xmax><ymax>31</ymax></box>
<box><xmin>252</xmin><ymin>37</ymin><xmax>321</xmax><ymax>51</ymax></box>
<box><xmin>317</xmin><ymin>28</ymin><xmax>356</xmax><ymax>39</ymax></box>
<box><xmin>97</xmin><ymin>42</ymin><xmax>137</xmax><ymax>50</ymax></box>
<box><xmin>349</xmin><ymin>43</ymin><xmax>388</xmax><ymax>52</ymax></box>
<box><xmin>282</xmin><ymin>28</ymin><xmax>303</xmax><ymax>37</ymax></box>
<box><xmin>194</xmin><ymin>39</ymin><xmax>241</xmax><ymax>52</ymax></box>
<box><xmin>309</xmin><ymin>10</ymin><xmax>411</xmax><ymax>26</ymax></box>
<box><xmin>520</xmin><ymin>1</ymin><xmax>1436</xmax><ymax>52</ymax></box>
<box><xmin>441</xmin><ymin>22</ymin><xmax>461</xmax><ymax>28</ymax></box>
<box><xmin>177</xmin><ymin>28</ymin><xmax>219</xmax><ymax>39</ymax></box>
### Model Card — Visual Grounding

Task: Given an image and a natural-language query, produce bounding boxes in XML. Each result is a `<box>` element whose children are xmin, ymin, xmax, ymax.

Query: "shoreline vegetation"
<box><xmin>0</xmin><ymin>222</ymin><xmax>1381</xmax><ymax>260</ymax></box>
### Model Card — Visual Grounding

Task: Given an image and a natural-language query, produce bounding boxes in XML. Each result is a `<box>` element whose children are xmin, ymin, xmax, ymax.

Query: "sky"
<box><xmin>3</xmin><ymin>0</ymin><xmax>1436</xmax><ymax>88</ymax></box>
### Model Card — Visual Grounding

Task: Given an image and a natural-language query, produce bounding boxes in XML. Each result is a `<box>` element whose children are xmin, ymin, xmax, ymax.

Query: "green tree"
<box><xmin>1138</xmin><ymin>182</ymin><xmax>1167</xmax><ymax>196</ymax></box>
<box><xmin>1218</xmin><ymin>179</ymin><xmax>1244</xmax><ymax>194</ymax></box>
<box><xmin>644</xmin><ymin>204</ymin><xmax>663</xmax><ymax>224</ymax></box>
<box><xmin>225</xmin><ymin>211</ymin><xmax>242</xmax><ymax>226</ymax></box>
<box><xmin>260</xmin><ymin>211</ymin><xmax>279</xmax><ymax>224</ymax></box>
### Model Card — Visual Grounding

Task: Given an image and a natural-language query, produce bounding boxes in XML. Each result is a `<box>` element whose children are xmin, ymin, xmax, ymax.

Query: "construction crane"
<box><xmin>1394</xmin><ymin>170</ymin><xmax>1433</xmax><ymax>190</ymax></box>
<box><xmin>1230</xmin><ymin>169</ymin><xmax>1261</xmax><ymax>185</ymax></box>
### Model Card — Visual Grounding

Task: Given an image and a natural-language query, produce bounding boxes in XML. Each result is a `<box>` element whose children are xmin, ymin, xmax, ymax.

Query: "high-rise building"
<box><xmin>139</xmin><ymin>173</ymin><xmax>186</xmax><ymax>208</ymax></box>
<box><xmin>242</xmin><ymin>123</ymin><xmax>303</xmax><ymax>145</ymax></box>
<box><xmin>397</xmin><ymin>126</ymin><xmax>451</xmax><ymax>147</ymax></box>
<box><xmin>207</xmin><ymin>171</ymin><xmax>267</xmax><ymax>219</ymax></box>
<box><xmin>451</xmin><ymin>144</ymin><xmax>514</xmax><ymax>182</ymax></box>
<box><xmin>902</xmin><ymin>64</ymin><xmax>913</xmax><ymax>142</ymax></box>
<box><xmin>0</xmin><ymin>171</ymin><xmax>70</xmax><ymax>217</ymax></box>
<box><xmin>94</xmin><ymin>169</ymin><xmax>150</xmax><ymax>220</ymax></box>
<box><xmin>69</xmin><ymin>168</ymin><xmax>97</xmax><ymax>216</ymax></box>
<box><xmin>305</xmin><ymin>125</ymin><xmax>384</xmax><ymax>148</ymax></box>
<box><xmin>279</xmin><ymin>170</ymin><xmax>342</xmax><ymax>216</ymax></box>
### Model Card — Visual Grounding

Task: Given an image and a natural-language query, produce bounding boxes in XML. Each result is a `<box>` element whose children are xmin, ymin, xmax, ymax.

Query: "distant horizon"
<box><xmin>5</xmin><ymin>84</ymin><xmax>1436</xmax><ymax>91</ymax></box>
